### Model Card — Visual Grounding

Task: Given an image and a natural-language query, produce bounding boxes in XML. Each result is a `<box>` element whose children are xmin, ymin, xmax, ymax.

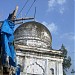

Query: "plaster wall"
<box><xmin>16</xmin><ymin>52</ymin><xmax>63</xmax><ymax>75</ymax></box>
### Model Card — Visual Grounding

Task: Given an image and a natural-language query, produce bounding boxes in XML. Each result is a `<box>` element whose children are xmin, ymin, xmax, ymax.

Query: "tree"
<box><xmin>60</xmin><ymin>44</ymin><xmax>71</xmax><ymax>75</ymax></box>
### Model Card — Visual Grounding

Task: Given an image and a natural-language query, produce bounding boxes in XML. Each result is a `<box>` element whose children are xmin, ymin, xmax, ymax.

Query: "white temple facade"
<box><xmin>14</xmin><ymin>21</ymin><xmax>63</xmax><ymax>75</ymax></box>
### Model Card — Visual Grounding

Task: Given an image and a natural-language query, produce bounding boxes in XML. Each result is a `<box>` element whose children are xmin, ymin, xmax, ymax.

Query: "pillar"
<box><xmin>45</xmin><ymin>59</ymin><xmax>48</xmax><ymax>75</ymax></box>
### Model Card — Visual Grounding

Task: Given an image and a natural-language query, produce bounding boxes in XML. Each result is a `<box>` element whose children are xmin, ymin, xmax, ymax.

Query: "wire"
<box><xmin>34</xmin><ymin>7</ymin><xmax>36</xmax><ymax>21</ymax></box>
<box><xmin>25</xmin><ymin>0</ymin><xmax>36</xmax><ymax>17</ymax></box>
<box><xmin>17</xmin><ymin>0</ymin><xmax>29</xmax><ymax>17</ymax></box>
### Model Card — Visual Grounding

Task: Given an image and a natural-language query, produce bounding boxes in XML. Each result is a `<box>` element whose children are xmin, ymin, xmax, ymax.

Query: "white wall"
<box><xmin>16</xmin><ymin>52</ymin><xmax>63</xmax><ymax>75</ymax></box>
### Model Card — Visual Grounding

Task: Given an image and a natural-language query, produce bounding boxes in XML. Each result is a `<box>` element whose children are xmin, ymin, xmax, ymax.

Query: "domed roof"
<box><xmin>14</xmin><ymin>21</ymin><xmax>52</xmax><ymax>49</ymax></box>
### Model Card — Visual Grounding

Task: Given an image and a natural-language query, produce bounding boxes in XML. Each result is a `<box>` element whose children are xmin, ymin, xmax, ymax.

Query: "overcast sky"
<box><xmin>0</xmin><ymin>0</ymin><xmax>74</xmax><ymax>75</ymax></box>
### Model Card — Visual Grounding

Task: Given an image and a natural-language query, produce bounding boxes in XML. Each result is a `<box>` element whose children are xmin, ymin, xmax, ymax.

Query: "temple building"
<box><xmin>14</xmin><ymin>21</ymin><xmax>63</xmax><ymax>75</ymax></box>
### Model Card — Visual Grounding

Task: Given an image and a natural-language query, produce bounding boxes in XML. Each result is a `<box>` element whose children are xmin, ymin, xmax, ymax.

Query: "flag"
<box><xmin>0</xmin><ymin>29</ymin><xmax>1</xmax><ymax>54</ymax></box>
<box><xmin>1</xmin><ymin>20</ymin><xmax>16</xmax><ymax>67</ymax></box>
<box><xmin>16</xmin><ymin>64</ymin><xmax>20</xmax><ymax>75</ymax></box>
<box><xmin>9</xmin><ymin>57</ymin><xmax>16</xmax><ymax>67</ymax></box>
<box><xmin>1</xmin><ymin>20</ymin><xmax>13</xmax><ymax>34</ymax></box>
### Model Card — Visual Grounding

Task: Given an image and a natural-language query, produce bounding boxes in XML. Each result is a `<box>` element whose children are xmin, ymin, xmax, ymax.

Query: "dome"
<box><xmin>14</xmin><ymin>21</ymin><xmax>52</xmax><ymax>49</ymax></box>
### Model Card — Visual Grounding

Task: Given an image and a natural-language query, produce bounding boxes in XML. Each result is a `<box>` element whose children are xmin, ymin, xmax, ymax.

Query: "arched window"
<box><xmin>50</xmin><ymin>68</ymin><xmax>54</xmax><ymax>75</ymax></box>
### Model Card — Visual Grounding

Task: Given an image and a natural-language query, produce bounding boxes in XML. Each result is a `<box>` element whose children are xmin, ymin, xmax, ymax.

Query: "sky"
<box><xmin>0</xmin><ymin>0</ymin><xmax>74</xmax><ymax>75</ymax></box>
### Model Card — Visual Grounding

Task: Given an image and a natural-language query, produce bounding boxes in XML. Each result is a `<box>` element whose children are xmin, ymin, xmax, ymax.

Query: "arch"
<box><xmin>26</xmin><ymin>62</ymin><xmax>45</xmax><ymax>75</ymax></box>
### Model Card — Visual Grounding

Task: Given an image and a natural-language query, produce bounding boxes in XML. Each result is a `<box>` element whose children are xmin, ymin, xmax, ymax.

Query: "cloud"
<box><xmin>48</xmin><ymin>0</ymin><xmax>66</xmax><ymax>14</ymax></box>
<box><xmin>60</xmin><ymin>32</ymin><xmax>75</xmax><ymax>41</ymax></box>
<box><xmin>59</xmin><ymin>7</ymin><xmax>65</xmax><ymax>14</ymax></box>
<box><xmin>42</xmin><ymin>21</ymin><xmax>57</xmax><ymax>33</ymax></box>
<box><xmin>48</xmin><ymin>0</ymin><xmax>56</xmax><ymax>9</ymax></box>
<box><xmin>57</xmin><ymin>0</ymin><xmax>66</xmax><ymax>5</ymax></box>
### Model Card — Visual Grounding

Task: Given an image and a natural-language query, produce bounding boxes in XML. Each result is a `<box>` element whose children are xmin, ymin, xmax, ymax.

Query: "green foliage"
<box><xmin>63</xmin><ymin>70</ymin><xmax>66</xmax><ymax>75</ymax></box>
<box><xmin>60</xmin><ymin>44</ymin><xmax>71</xmax><ymax>75</ymax></box>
